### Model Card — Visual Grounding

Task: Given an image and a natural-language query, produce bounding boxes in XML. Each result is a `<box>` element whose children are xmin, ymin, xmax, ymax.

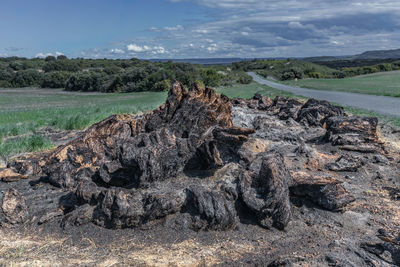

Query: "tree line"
<box><xmin>0</xmin><ymin>56</ymin><xmax>253</xmax><ymax>92</ymax></box>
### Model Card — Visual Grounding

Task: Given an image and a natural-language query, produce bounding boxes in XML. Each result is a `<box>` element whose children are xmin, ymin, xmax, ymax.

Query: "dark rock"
<box><xmin>325</xmin><ymin>154</ymin><xmax>362</xmax><ymax>172</ymax></box>
<box><xmin>373</xmin><ymin>154</ymin><xmax>390</xmax><ymax>165</ymax></box>
<box><xmin>291</xmin><ymin>175</ymin><xmax>355</xmax><ymax>211</ymax></box>
<box><xmin>43</xmin><ymin>82</ymin><xmax>253</xmax><ymax>189</ymax></box>
<box><xmin>184</xmin><ymin>185</ymin><xmax>238</xmax><ymax>230</ymax></box>
<box><xmin>0</xmin><ymin>188</ymin><xmax>28</xmax><ymax>225</ymax></box>
<box><xmin>269</xmin><ymin>96</ymin><xmax>303</xmax><ymax>120</ymax></box>
<box><xmin>296</xmin><ymin>98</ymin><xmax>345</xmax><ymax>127</ymax></box>
<box><xmin>325</xmin><ymin>116</ymin><xmax>378</xmax><ymax>146</ymax></box>
<box><xmin>61</xmin><ymin>204</ymin><xmax>94</xmax><ymax>228</ymax></box>
<box><xmin>0</xmin><ymin>168</ymin><xmax>28</xmax><ymax>182</ymax></box>
<box><xmin>38</xmin><ymin>210</ymin><xmax>63</xmax><ymax>225</ymax></box>
<box><xmin>240</xmin><ymin>152</ymin><xmax>292</xmax><ymax>230</ymax></box>
<box><xmin>231</xmin><ymin>94</ymin><xmax>273</xmax><ymax>111</ymax></box>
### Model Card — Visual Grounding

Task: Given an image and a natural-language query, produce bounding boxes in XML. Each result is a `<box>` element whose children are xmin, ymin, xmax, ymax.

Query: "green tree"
<box><xmin>200</xmin><ymin>69</ymin><xmax>221</xmax><ymax>87</ymax></box>
<box><xmin>41</xmin><ymin>71</ymin><xmax>71</xmax><ymax>88</ymax></box>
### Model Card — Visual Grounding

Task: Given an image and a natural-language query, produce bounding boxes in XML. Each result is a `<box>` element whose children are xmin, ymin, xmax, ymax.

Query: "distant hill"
<box><xmin>303</xmin><ymin>48</ymin><xmax>400</xmax><ymax>62</ymax></box>
<box><xmin>148</xmin><ymin>57</ymin><xmax>289</xmax><ymax>65</ymax></box>
<box><xmin>352</xmin><ymin>48</ymin><xmax>400</xmax><ymax>59</ymax></box>
<box><xmin>149</xmin><ymin>58</ymin><xmax>249</xmax><ymax>65</ymax></box>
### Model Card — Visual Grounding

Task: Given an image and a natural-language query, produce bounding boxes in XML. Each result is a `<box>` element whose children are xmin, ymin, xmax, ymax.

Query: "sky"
<box><xmin>1</xmin><ymin>0</ymin><xmax>400</xmax><ymax>59</ymax></box>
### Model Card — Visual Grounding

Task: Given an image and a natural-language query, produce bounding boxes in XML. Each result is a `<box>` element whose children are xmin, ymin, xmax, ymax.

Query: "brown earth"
<box><xmin>0</xmin><ymin>82</ymin><xmax>399</xmax><ymax>266</ymax></box>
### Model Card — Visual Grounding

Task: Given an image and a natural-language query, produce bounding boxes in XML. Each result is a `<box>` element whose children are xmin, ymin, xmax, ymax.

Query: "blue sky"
<box><xmin>1</xmin><ymin>0</ymin><xmax>400</xmax><ymax>59</ymax></box>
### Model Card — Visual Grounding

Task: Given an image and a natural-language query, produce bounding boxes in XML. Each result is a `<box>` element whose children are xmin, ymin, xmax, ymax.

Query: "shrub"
<box><xmin>106</xmin><ymin>75</ymin><xmax>123</xmax><ymax>93</ymax></box>
<box><xmin>43</xmin><ymin>60</ymin><xmax>80</xmax><ymax>72</ymax></box>
<box><xmin>41</xmin><ymin>71</ymin><xmax>71</xmax><ymax>88</ymax></box>
<box><xmin>65</xmin><ymin>72</ymin><xmax>107</xmax><ymax>91</ymax></box>
<box><xmin>103</xmin><ymin>65</ymin><xmax>122</xmax><ymax>75</ymax></box>
<box><xmin>237</xmin><ymin>73</ymin><xmax>253</xmax><ymax>84</ymax></box>
<box><xmin>307</xmin><ymin>72</ymin><xmax>322</xmax><ymax>79</ymax></box>
<box><xmin>45</xmin><ymin>56</ymin><xmax>56</xmax><ymax>62</ymax></box>
<box><xmin>200</xmin><ymin>69</ymin><xmax>221</xmax><ymax>87</ymax></box>
<box><xmin>57</xmin><ymin>55</ymin><xmax>67</xmax><ymax>60</ymax></box>
<box><xmin>11</xmin><ymin>69</ymin><xmax>43</xmax><ymax>87</ymax></box>
<box><xmin>153</xmin><ymin>79</ymin><xmax>171</xmax><ymax>91</ymax></box>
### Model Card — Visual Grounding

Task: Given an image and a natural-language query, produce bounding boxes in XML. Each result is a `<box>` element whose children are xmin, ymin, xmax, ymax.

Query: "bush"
<box><xmin>45</xmin><ymin>56</ymin><xmax>56</xmax><ymax>62</ymax></box>
<box><xmin>41</xmin><ymin>71</ymin><xmax>71</xmax><ymax>88</ymax></box>
<box><xmin>0</xmin><ymin>70</ymin><xmax>13</xmax><ymax>82</ymax></box>
<box><xmin>307</xmin><ymin>72</ymin><xmax>322</xmax><ymax>79</ymax></box>
<box><xmin>237</xmin><ymin>73</ymin><xmax>253</xmax><ymax>84</ymax></box>
<box><xmin>103</xmin><ymin>65</ymin><xmax>122</xmax><ymax>75</ymax></box>
<box><xmin>65</xmin><ymin>72</ymin><xmax>107</xmax><ymax>92</ymax></box>
<box><xmin>280</xmin><ymin>68</ymin><xmax>303</xmax><ymax>80</ymax></box>
<box><xmin>11</xmin><ymin>69</ymin><xmax>43</xmax><ymax>87</ymax></box>
<box><xmin>106</xmin><ymin>75</ymin><xmax>123</xmax><ymax>93</ymax></box>
<box><xmin>43</xmin><ymin>60</ymin><xmax>80</xmax><ymax>72</ymax></box>
<box><xmin>200</xmin><ymin>69</ymin><xmax>221</xmax><ymax>87</ymax></box>
<box><xmin>57</xmin><ymin>55</ymin><xmax>67</xmax><ymax>60</ymax></box>
<box><xmin>153</xmin><ymin>79</ymin><xmax>171</xmax><ymax>91</ymax></box>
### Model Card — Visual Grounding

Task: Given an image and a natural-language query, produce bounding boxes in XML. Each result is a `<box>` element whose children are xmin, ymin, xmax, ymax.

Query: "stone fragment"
<box><xmin>240</xmin><ymin>152</ymin><xmax>292</xmax><ymax>230</ymax></box>
<box><xmin>325</xmin><ymin>154</ymin><xmax>362</xmax><ymax>172</ymax></box>
<box><xmin>325</xmin><ymin>116</ymin><xmax>378</xmax><ymax>146</ymax></box>
<box><xmin>296</xmin><ymin>98</ymin><xmax>345</xmax><ymax>127</ymax></box>
<box><xmin>0</xmin><ymin>168</ymin><xmax>28</xmax><ymax>182</ymax></box>
<box><xmin>0</xmin><ymin>188</ymin><xmax>27</xmax><ymax>225</ymax></box>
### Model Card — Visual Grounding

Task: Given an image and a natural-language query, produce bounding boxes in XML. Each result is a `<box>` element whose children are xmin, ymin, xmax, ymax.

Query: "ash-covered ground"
<box><xmin>0</xmin><ymin>82</ymin><xmax>399</xmax><ymax>266</ymax></box>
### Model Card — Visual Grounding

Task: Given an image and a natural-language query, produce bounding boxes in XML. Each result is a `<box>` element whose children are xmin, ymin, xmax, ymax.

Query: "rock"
<box><xmin>0</xmin><ymin>168</ymin><xmax>28</xmax><ymax>182</ymax></box>
<box><xmin>296</xmin><ymin>98</ymin><xmax>345</xmax><ymax>127</ymax></box>
<box><xmin>325</xmin><ymin>154</ymin><xmax>362</xmax><ymax>172</ymax></box>
<box><xmin>61</xmin><ymin>204</ymin><xmax>94</xmax><ymax>228</ymax></box>
<box><xmin>269</xmin><ymin>96</ymin><xmax>303</xmax><ymax>120</ymax></box>
<box><xmin>43</xmin><ymin>81</ymin><xmax>253</xmax><ymax>189</ymax></box>
<box><xmin>184</xmin><ymin>185</ymin><xmax>238</xmax><ymax>230</ymax></box>
<box><xmin>253</xmin><ymin>93</ymin><xmax>273</xmax><ymax>110</ymax></box>
<box><xmin>38</xmin><ymin>210</ymin><xmax>63</xmax><ymax>225</ymax></box>
<box><xmin>231</xmin><ymin>94</ymin><xmax>273</xmax><ymax>111</ymax></box>
<box><xmin>92</xmin><ymin>189</ymin><xmax>145</xmax><ymax>229</ymax></box>
<box><xmin>290</xmin><ymin>175</ymin><xmax>355</xmax><ymax>211</ymax></box>
<box><xmin>143</xmin><ymin>191</ymin><xmax>186</xmax><ymax>222</ymax></box>
<box><xmin>325</xmin><ymin>116</ymin><xmax>379</xmax><ymax>146</ymax></box>
<box><xmin>0</xmin><ymin>188</ymin><xmax>28</xmax><ymax>225</ymax></box>
<box><xmin>240</xmin><ymin>152</ymin><xmax>292</xmax><ymax>230</ymax></box>
<box><xmin>373</xmin><ymin>154</ymin><xmax>390</xmax><ymax>165</ymax></box>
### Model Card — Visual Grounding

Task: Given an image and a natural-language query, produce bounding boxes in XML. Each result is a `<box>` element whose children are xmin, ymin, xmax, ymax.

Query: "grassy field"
<box><xmin>284</xmin><ymin>71</ymin><xmax>400</xmax><ymax>97</ymax></box>
<box><xmin>0</xmin><ymin>88</ymin><xmax>167</xmax><ymax>160</ymax></box>
<box><xmin>216</xmin><ymin>82</ymin><xmax>297</xmax><ymax>99</ymax></box>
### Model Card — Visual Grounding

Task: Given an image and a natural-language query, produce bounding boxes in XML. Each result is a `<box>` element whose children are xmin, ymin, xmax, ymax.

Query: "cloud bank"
<box><xmin>76</xmin><ymin>0</ymin><xmax>400</xmax><ymax>58</ymax></box>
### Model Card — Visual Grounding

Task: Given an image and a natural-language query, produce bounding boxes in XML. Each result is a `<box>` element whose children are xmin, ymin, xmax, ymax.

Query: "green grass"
<box><xmin>0</xmin><ymin>88</ymin><xmax>167</xmax><ymax>159</ymax></box>
<box><xmin>284</xmin><ymin>71</ymin><xmax>400</xmax><ymax>97</ymax></box>
<box><xmin>216</xmin><ymin>82</ymin><xmax>299</xmax><ymax>99</ymax></box>
<box><xmin>0</xmin><ymin>135</ymin><xmax>54</xmax><ymax>161</ymax></box>
<box><xmin>343</xmin><ymin>106</ymin><xmax>400</xmax><ymax>127</ymax></box>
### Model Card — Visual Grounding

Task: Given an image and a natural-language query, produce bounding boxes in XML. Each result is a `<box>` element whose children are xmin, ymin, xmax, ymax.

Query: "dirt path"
<box><xmin>249</xmin><ymin>72</ymin><xmax>400</xmax><ymax>117</ymax></box>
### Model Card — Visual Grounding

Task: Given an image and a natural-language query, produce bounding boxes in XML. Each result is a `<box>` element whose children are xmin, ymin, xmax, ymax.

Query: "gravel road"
<box><xmin>249</xmin><ymin>72</ymin><xmax>400</xmax><ymax>117</ymax></box>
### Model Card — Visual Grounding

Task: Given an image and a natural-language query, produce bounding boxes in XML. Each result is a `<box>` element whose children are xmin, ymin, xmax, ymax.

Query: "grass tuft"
<box><xmin>0</xmin><ymin>134</ymin><xmax>53</xmax><ymax>161</ymax></box>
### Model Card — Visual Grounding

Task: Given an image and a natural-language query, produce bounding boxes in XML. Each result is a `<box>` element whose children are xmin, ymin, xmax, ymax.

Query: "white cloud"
<box><xmin>152</xmin><ymin>46</ymin><xmax>167</xmax><ymax>54</ymax></box>
<box><xmin>35</xmin><ymin>52</ymin><xmax>54</xmax><ymax>58</ymax></box>
<box><xmin>207</xmin><ymin>43</ymin><xmax>218</xmax><ymax>52</ymax></box>
<box><xmin>192</xmin><ymin>29</ymin><xmax>209</xmax><ymax>34</ymax></box>
<box><xmin>111</xmin><ymin>48</ymin><xmax>125</xmax><ymax>54</ymax></box>
<box><xmin>164</xmin><ymin>25</ymin><xmax>184</xmax><ymax>31</ymax></box>
<box><xmin>127</xmin><ymin>44</ymin><xmax>150</xmax><ymax>52</ymax></box>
